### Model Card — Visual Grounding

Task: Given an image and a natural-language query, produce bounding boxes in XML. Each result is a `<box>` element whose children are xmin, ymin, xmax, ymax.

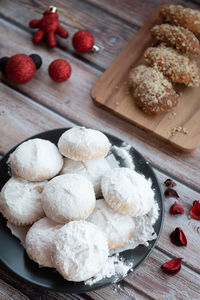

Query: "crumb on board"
<box><xmin>168</xmin><ymin>111</ymin><xmax>177</xmax><ymax>120</ymax></box>
<box><xmin>168</xmin><ymin>125</ymin><xmax>189</xmax><ymax>136</ymax></box>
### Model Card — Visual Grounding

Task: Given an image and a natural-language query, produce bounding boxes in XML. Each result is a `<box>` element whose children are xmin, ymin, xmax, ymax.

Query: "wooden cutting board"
<box><xmin>91</xmin><ymin>6</ymin><xmax>200</xmax><ymax>153</ymax></box>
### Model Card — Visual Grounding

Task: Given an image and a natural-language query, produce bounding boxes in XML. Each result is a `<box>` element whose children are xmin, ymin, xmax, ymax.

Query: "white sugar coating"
<box><xmin>25</xmin><ymin>217</ymin><xmax>63</xmax><ymax>268</ymax></box>
<box><xmin>112</xmin><ymin>146</ymin><xmax>135</xmax><ymax>170</ymax></box>
<box><xmin>41</xmin><ymin>174</ymin><xmax>96</xmax><ymax>223</ymax></box>
<box><xmin>87</xmin><ymin>199</ymin><xmax>135</xmax><ymax>250</ymax></box>
<box><xmin>51</xmin><ymin>221</ymin><xmax>109</xmax><ymax>282</ymax></box>
<box><xmin>58</xmin><ymin>127</ymin><xmax>110</xmax><ymax>161</ymax></box>
<box><xmin>7</xmin><ymin>222</ymin><xmax>30</xmax><ymax>247</ymax></box>
<box><xmin>85</xmin><ymin>254</ymin><xmax>133</xmax><ymax>286</ymax></box>
<box><xmin>101</xmin><ymin>168</ymin><xmax>154</xmax><ymax>217</ymax></box>
<box><xmin>8</xmin><ymin>138</ymin><xmax>63</xmax><ymax>182</ymax></box>
<box><xmin>61</xmin><ymin>157</ymin><xmax>111</xmax><ymax>197</ymax></box>
<box><xmin>0</xmin><ymin>177</ymin><xmax>45</xmax><ymax>225</ymax></box>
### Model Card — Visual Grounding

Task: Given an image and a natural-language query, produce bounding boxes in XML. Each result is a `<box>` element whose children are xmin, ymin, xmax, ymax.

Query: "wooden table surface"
<box><xmin>0</xmin><ymin>0</ymin><xmax>199</xmax><ymax>299</ymax></box>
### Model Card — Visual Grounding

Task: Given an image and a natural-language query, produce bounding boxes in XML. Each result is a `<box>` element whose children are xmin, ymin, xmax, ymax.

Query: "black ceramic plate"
<box><xmin>0</xmin><ymin>128</ymin><xmax>164</xmax><ymax>293</ymax></box>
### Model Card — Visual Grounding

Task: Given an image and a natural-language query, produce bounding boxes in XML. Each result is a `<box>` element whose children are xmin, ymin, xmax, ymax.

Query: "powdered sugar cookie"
<box><xmin>58</xmin><ymin>127</ymin><xmax>110</xmax><ymax>161</ymax></box>
<box><xmin>87</xmin><ymin>199</ymin><xmax>135</xmax><ymax>250</ymax></box>
<box><xmin>0</xmin><ymin>177</ymin><xmax>45</xmax><ymax>225</ymax></box>
<box><xmin>25</xmin><ymin>217</ymin><xmax>62</xmax><ymax>267</ymax></box>
<box><xmin>101</xmin><ymin>168</ymin><xmax>154</xmax><ymax>217</ymax></box>
<box><xmin>41</xmin><ymin>174</ymin><xmax>96</xmax><ymax>223</ymax></box>
<box><xmin>8</xmin><ymin>138</ymin><xmax>63</xmax><ymax>182</ymax></box>
<box><xmin>61</xmin><ymin>157</ymin><xmax>111</xmax><ymax>197</ymax></box>
<box><xmin>51</xmin><ymin>220</ymin><xmax>109</xmax><ymax>281</ymax></box>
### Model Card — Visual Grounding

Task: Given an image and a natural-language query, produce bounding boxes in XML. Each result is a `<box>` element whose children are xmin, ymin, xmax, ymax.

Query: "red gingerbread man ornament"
<box><xmin>29</xmin><ymin>6</ymin><xmax>68</xmax><ymax>48</ymax></box>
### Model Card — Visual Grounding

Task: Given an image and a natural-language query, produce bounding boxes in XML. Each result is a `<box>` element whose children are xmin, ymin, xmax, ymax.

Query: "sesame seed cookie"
<box><xmin>8</xmin><ymin>138</ymin><xmax>63</xmax><ymax>182</ymax></box>
<box><xmin>144</xmin><ymin>45</ymin><xmax>200</xmax><ymax>87</ymax></box>
<box><xmin>128</xmin><ymin>65</ymin><xmax>179</xmax><ymax>114</ymax></box>
<box><xmin>58</xmin><ymin>127</ymin><xmax>110</xmax><ymax>161</ymax></box>
<box><xmin>151</xmin><ymin>24</ymin><xmax>200</xmax><ymax>56</ymax></box>
<box><xmin>160</xmin><ymin>4</ymin><xmax>200</xmax><ymax>38</ymax></box>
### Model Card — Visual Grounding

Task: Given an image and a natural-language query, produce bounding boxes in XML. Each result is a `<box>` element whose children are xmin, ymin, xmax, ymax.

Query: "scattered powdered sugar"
<box><xmin>111</xmin><ymin>146</ymin><xmax>135</xmax><ymax>170</ymax></box>
<box><xmin>111</xmin><ymin>200</ymin><xmax>159</xmax><ymax>254</ymax></box>
<box><xmin>7</xmin><ymin>222</ymin><xmax>30</xmax><ymax>247</ymax></box>
<box><xmin>85</xmin><ymin>254</ymin><xmax>133</xmax><ymax>286</ymax></box>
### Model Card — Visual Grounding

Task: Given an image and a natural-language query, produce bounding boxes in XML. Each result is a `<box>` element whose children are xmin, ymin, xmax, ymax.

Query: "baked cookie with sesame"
<box><xmin>8</xmin><ymin>138</ymin><xmax>63</xmax><ymax>182</ymax></box>
<box><xmin>87</xmin><ymin>199</ymin><xmax>135</xmax><ymax>250</ymax></box>
<box><xmin>58</xmin><ymin>127</ymin><xmax>110</xmax><ymax>161</ymax></box>
<box><xmin>25</xmin><ymin>217</ymin><xmax>62</xmax><ymax>267</ymax></box>
<box><xmin>41</xmin><ymin>174</ymin><xmax>96</xmax><ymax>223</ymax></box>
<box><xmin>0</xmin><ymin>176</ymin><xmax>45</xmax><ymax>225</ymax></box>
<box><xmin>144</xmin><ymin>45</ymin><xmax>200</xmax><ymax>87</ymax></box>
<box><xmin>128</xmin><ymin>65</ymin><xmax>179</xmax><ymax>114</ymax></box>
<box><xmin>51</xmin><ymin>220</ymin><xmax>109</xmax><ymax>281</ymax></box>
<box><xmin>101</xmin><ymin>168</ymin><xmax>154</xmax><ymax>217</ymax></box>
<box><xmin>151</xmin><ymin>24</ymin><xmax>200</xmax><ymax>56</ymax></box>
<box><xmin>159</xmin><ymin>5</ymin><xmax>200</xmax><ymax>38</ymax></box>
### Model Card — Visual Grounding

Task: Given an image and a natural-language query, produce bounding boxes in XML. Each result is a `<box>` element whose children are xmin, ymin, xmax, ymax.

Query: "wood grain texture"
<box><xmin>0</xmin><ymin>278</ymin><xmax>28</xmax><ymax>300</ymax></box>
<box><xmin>0</xmin><ymin>82</ymin><xmax>200</xmax><ymax>299</ymax></box>
<box><xmin>125</xmin><ymin>248</ymin><xmax>200</xmax><ymax>300</ymax></box>
<box><xmin>0</xmin><ymin>0</ymin><xmax>137</xmax><ymax>70</ymax></box>
<box><xmin>91</xmin><ymin>7</ymin><xmax>200</xmax><ymax>152</ymax></box>
<box><xmin>0</xmin><ymin>16</ymin><xmax>199</xmax><ymax>189</ymax></box>
<box><xmin>87</xmin><ymin>0</ymin><xmax>199</xmax><ymax>27</ymax></box>
<box><xmin>0</xmin><ymin>83</ymin><xmax>74</xmax><ymax>154</ymax></box>
<box><xmin>156</xmin><ymin>170</ymin><xmax>200</xmax><ymax>272</ymax></box>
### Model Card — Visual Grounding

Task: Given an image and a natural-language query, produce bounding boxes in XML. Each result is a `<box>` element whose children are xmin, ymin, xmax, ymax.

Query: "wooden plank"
<box><xmin>0</xmin><ymin>18</ymin><xmax>199</xmax><ymax>189</ymax></box>
<box><xmin>156</xmin><ymin>170</ymin><xmax>200</xmax><ymax>272</ymax></box>
<box><xmin>124</xmin><ymin>248</ymin><xmax>200</xmax><ymax>300</ymax></box>
<box><xmin>0</xmin><ymin>80</ymin><xmax>199</xmax><ymax>299</ymax></box>
<box><xmin>91</xmin><ymin>7</ymin><xmax>200</xmax><ymax>152</ymax></box>
<box><xmin>0</xmin><ymin>83</ymin><xmax>199</xmax><ymax>275</ymax></box>
<box><xmin>0</xmin><ymin>83</ymin><xmax>74</xmax><ymax>154</ymax></box>
<box><xmin>0</xmin><ymin>278</ymin><xmax>28</xmax><ymax>300</ymax></box>
<box><xmin>0</xmin><ymin>0</ymin><xmax>137</xmax><ymax>70</ymax></box>
<box><xmin>86</xmin><ymin>0</ymin><xmax>199</xmax><ymax>27</ymax></box>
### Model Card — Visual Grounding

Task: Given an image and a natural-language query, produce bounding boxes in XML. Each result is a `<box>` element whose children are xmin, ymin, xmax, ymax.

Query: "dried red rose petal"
<box><xmin>170</xmin><ymin>227</ymin><xmax>187</xmax><ymax>246</ymax></box>
<box><xmin>169</xmin><ymin>202</ymin><xmax>184</xmax><ymax>215</ymax></box>
<box><xmin>164</xmin><ymin>188</ymin><xmax>179</xmax><ymax>199</ymax></box>
<box><xmin>161</xmin><ymin>258</ymin><xmax>182</xmax><ymax>276</ymax></box>
<box><xmin>190</xmin><ymin>200</ymin><xmax>200</xmax><ymax>220</ymax></box>
<box><xmin>164</xmin><ymin>178</ymin><xmax>177</xmax><ymax>187</ymax></box>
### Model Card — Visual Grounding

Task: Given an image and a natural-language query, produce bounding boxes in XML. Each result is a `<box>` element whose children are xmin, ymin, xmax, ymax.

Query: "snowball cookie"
<box><xmin>61</xmin><ymin>157</ymin><xmax>111</xmax><ymax>197</ymax></box>
<box><xmin>101</xmin><ymin>168</ymin><xmax>154</xmax><ymax>217</ymax></box>
<box><xmin>0</xmin><ymin>177</ymin><xmax>45</xmax><ymax>225</ymax></box>
<box><xmin>87</xmin><ymin>199</ymin><xmax>135</xmax><ymax>250</ymax></box>
<box><xmin>51</xmin><ymin>220</ymin><xmax>109</xmax><ymax>281</ymax></box>
<box><xmin>41</xmin><ymin>174</ymin><xmax>96</xmax><ymax>223</ymax></box>
<box><xmin>25</xmin><ymin>217</ymin><xmax>62</xmax><ymax>267</ymax></box>
<box><xmin>8</xmin><ymin>138</ymin><xmax>63</xmax><ymax>182</ymax></box>
<box><xmin>58</xmin><ymin>127</ymin><xmax>110</xmax><ymax>161</ymax></box>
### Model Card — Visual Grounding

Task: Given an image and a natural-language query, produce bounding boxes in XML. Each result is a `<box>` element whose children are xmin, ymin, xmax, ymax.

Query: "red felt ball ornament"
<box><xmin>6</xmin><ymin>54</ymin><xmax>36</xmax><ymax>84</ymax></box>
<box><xmin>72</xmin><ymin>30</ymin><xmax>95</xmax><ymax>53</ymax></box>
<box><xmin>48</xmin><ymin>59</ymin><xmax>72</xmax><ymax>82</ymax></box>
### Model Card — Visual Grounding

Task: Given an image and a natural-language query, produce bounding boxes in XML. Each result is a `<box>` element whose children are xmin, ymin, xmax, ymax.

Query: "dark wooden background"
<box><xmin>0</xmin><ymin>0</ymin><xmax>199</xmax><ymax>299</ymax></box>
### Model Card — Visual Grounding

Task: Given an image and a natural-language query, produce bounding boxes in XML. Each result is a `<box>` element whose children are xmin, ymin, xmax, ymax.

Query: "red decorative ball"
<box><xmin>72</xmin><ymin>30</ymin><xmax>94</xmax><ymax>53</ymax></box>
<box><xmin>48</xmin><ymin>59</ymin><xmax>72</xmax><ymax>82</ymax></box>
<box><xmin>6</xmin><ymin>54</ymin><xmax>36</xmax><ymax>84</ymax></box>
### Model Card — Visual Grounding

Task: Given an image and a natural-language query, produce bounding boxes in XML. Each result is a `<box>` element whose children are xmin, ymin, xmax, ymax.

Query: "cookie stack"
<box><xmin>128</xmin><ymin>4</ymin><xmax>200</xmax><ymax>114</ymax></box>
<box><xmin>0</xmin><ymin>126</ymin><xmax>155</xmax><ymax>282</ymax></box>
